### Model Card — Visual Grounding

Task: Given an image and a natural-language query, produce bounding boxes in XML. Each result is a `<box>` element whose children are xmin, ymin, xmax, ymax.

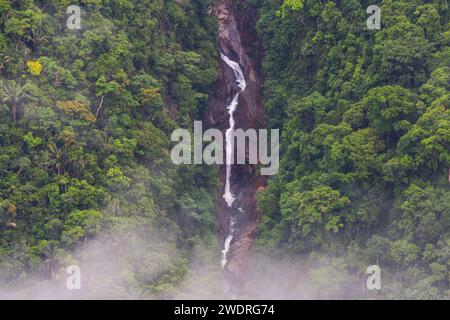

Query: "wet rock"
<box><xmin>206</xmin><ymin>0</ymin><xmax>266</xmax><ymax>291</ymax></box>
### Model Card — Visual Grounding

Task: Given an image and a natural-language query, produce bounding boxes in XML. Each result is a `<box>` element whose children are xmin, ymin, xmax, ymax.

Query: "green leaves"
<box><xmin>0</xmin><ymin>0</ymin><xmax>219</xmax><ymax>296</ymax></box>
<box><xmin>257</xmin><ymin>0</ymin><xmax>449</xmax><ymax>298</ymax></box>
<box><xmin>277</xmin><ymin>0</ymin><xmax>305</xmax><ymax>18</ymax></box>
<box><xmin>95</xmin><ymin>75</ymin><xmax>118</xmax><ymax>96</ymax></box>
<box><xmin>391</xmin><ymin>240</ymin><xmax>420</xmax><ymax>265</ymax></box>
<box><xmin>359</xmin><ymin>86</ymin><xmax>418</xmax><ymax>137</ymax></box>
<box><xmin>373</xmin><ymin>16</ymin><xmax>433</xmax><ymax>87</ymax></box>
<box><xmin>397</xmin><ymin>184</ymin><xmax>450</xmax><ymax>245</ymax></box>
<box><xmin>23</xmin><ymin>131</ymin><xmax>43</xmax><ymax>148</ymax></box>
<box><xmin>279</xmin><ymin>186</ymin><xmax>349</xmax><ymax>251</ymax></box>
<box><xmin>106</xmin><ymin>167</ymin><xmax>131</xmax><ymax>188</ymax></box>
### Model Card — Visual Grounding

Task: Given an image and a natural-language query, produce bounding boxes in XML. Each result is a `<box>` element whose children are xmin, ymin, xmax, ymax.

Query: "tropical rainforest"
<box><xmin>0</xmin><ymin>0</ymin><xmax>449</xmax><ymax>300</ymax></box>
<box><xmin>0</xmin><ymin>0</ymin><xmax>220</xmax><ymax>299</ymax></box>
<box><xmin>254</xmin><ymin>0</ymin><xmax>450</xmax><ymax>299</ymax></box>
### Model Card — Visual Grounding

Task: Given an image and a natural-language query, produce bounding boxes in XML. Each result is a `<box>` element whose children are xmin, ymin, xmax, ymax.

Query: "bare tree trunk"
<box><xmin>95</xmin><ymin>95</ymin><xmax>105</xmax><ymax>120</ymax></box>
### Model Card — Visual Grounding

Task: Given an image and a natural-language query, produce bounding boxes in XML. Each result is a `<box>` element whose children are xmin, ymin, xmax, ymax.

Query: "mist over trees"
<box><xmin>0</xmin><ymin>0</ymin><xmax>219</xmax><ymax>298</ymax></box>
<box><xmin>0</xmin><ymin>0</ymin><xmax>448</xmax><ymax>299</ymax></box>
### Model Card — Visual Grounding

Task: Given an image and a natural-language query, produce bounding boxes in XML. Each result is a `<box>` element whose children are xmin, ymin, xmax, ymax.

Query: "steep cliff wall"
<box><xmin>205</xmin><ymin>0</ymin><xmax>266</xmax><ymax>292</ymax></box>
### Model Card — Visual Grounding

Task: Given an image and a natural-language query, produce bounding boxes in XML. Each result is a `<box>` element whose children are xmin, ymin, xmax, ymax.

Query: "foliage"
<box><xmin>26</xmin><ymin>60</ymin><xmax>43</xmax><ymax>76</ymax></box>
<box><xmin>0</xmin><ymin>0</ymin><xmax>219</xmax><ymax>297</ymax></box>
<box><xmin>255</xmin><ymin>0</ymin><xmax>449</xmax><ymax>299</ymax></box>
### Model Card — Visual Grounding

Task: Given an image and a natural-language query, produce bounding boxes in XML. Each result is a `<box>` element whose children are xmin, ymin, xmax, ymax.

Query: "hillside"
<box><xmin>0</xmin><ymin>0</ymin><xmax>449</xmax><ymax>300</ymax></box>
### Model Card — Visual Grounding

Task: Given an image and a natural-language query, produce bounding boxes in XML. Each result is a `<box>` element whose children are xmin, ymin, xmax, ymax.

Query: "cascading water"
<box><xmin>220</xmin><ymin>52</ymin><xmax>247</xmax><ymax>269</ymax></box>
<box><xmin>208</xmin><ymin>1</ymin><xmax>265</xmax><ymax>290</ymax></box>
<box><xmin>221</xmin><ymin>216</ymin><xmax>236</xmax><ymax>269</ymax></box>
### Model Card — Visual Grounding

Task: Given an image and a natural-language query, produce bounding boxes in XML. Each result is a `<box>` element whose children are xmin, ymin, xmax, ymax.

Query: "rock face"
<box><xmin>205</xmin><ymin>0</ymin><xmax>266</xmax><ymax>291</ymax></box>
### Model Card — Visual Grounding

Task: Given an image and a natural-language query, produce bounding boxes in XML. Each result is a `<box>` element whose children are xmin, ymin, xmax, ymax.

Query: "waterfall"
<box><xmin>221</xmin><ymin>53</ymin><xmax>247</xmax><ymax>208</ymax></box>
<box><xmin>221</xmin><ymin>216</ymin><xmax>236</xmax><ymax>269</ymax></box>
<box><xmin>220</xmin><ymin>53</ymin><xmax>247</xmax><ymax>269</ymax></box>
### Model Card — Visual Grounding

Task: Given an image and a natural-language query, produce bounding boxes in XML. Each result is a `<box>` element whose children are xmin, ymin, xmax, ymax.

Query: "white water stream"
<box><xmin>221</xmin><ymin>216</ymin><xmax>236</xmax><ymax>269</ymax></box>
<box><xmin>220</xmin><ymin>53</ymin><xmax>247</xmax><ymax>269</ymax></box>
<box><xmin>221</xmin><ymin>53</ymin><xmax>247</xmax><ymax>208</ymax></box>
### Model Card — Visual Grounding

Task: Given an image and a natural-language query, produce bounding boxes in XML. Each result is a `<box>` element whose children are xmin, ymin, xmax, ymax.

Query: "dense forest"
<box><xmin>0</xmin><ymin>0</ymin><xmax>221</xmax><ymax>299</ymax></box>
<box><xmin>0</xmin><ymin>0</ymin><xmax>449</xmax><ymax>299</ymax></box>
<box><xmin>253</xmin><ymin>0</ymin><xmax>449</xmax><ymax>299</ymax></box>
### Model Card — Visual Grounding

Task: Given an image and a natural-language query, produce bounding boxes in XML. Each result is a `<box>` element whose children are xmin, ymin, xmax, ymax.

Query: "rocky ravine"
<box><xmin>205</xmin><ymin>0</ymin><xmax>266</xmax><ymax>292</ymax></box>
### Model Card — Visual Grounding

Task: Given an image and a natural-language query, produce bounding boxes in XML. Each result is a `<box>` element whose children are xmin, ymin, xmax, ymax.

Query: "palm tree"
<box><xmin>0</xmin><ymin>80</ymin><xmax>33</xmax><ymax>122</ymax></box>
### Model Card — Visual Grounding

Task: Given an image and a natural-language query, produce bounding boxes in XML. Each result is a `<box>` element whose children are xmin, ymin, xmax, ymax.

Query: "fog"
<box><xmin>0</xmin><ymin>238</ymin><xmax>369</xmax><ymax>300</ymax></box>
<box><xmin>0</xmin><ymin>229</ymin><xmax>180</xmax><ymax>299</ymax></box>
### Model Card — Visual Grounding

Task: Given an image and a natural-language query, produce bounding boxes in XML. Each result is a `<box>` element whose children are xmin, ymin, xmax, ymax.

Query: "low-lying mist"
<box><xmin>0</xmin><ymin>225</ymin><xmax>183</xmax><ymax>299</ymax></box>
<box><xmin>1</xmin><ymin>235</ymin><xmax>371</xmax><ymax>300</ymax></box>
<box><xmin>0</xmin><ymin>212</ymin><xmax>382</xmax><ymax>300</ymax></box>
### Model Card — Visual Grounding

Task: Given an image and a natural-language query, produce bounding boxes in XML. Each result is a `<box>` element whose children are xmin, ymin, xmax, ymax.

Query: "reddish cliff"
<box><xmin>205</xmin><ymin>0</ymin><xmax>266</xmax><ymax>292</ymax></box>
